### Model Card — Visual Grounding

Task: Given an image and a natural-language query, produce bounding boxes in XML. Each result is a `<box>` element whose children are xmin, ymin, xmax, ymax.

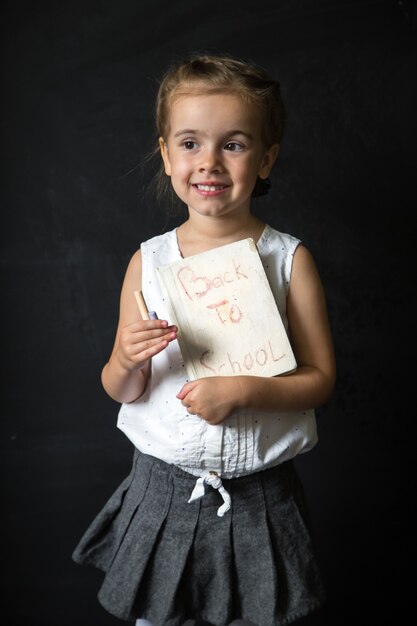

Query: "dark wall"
<box><xmin>1</xmin><ymin>1</ymin><xmax>416</xmax><ymax>624</ymax></box>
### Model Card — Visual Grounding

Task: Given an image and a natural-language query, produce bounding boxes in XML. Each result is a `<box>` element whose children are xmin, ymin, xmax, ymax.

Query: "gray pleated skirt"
<box><xmin>72</xmin><ymin>450</ymin><xmax>325</xmax><ymax>626</ymax></box>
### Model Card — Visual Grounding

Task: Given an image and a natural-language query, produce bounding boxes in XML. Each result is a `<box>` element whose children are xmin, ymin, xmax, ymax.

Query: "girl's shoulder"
<box><xmin>124</xmin><ymin>227</ymin><xmax>178</xmax><ymax>280</ymax></box>
<box><xmin>140</xmin><ymin>228</ymin><xmax>178</xmax><ymax>253</ymax></box>
<box><xmin>259</xmin><ymin>224</ymin><xmax>301</xmax><ymax>256</ymax></box>
<box><xmin>140</xmin><ymin>228</ymin><xmax>181</xmax><ymax>267</ymax></box>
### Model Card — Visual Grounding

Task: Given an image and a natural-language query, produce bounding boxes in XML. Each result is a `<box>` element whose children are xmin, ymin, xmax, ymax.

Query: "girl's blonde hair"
<box><xmin>153</xmin><ymin>53</ymin><xmax>286</xmax><ymax>205</ymax></box>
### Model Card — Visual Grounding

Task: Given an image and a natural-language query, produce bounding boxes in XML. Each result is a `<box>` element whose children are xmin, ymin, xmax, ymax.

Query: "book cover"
<box><xmin>156</xmin><ymin>238</ymin><xmax>297</xmax><ymax>380</ymax></box>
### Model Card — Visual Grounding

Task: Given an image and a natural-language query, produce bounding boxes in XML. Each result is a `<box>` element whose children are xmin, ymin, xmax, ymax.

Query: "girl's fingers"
<box><xmin>118</xmin><ymin>320</ymin><xmax>178</xmax><ymax>369</ymax></box>
<box><xmin>137</xmin><ymin>332</ymin><xmax>177</xmax><ymax>352</ymax></box>
<box><xmin>176</xmin><ymin>381</ymin><xmax>197</xmax><ymax>400</ymax></box>
<box><xmin>134</xmin><ymin>339</ymin><xmax>170</xmax><ymax>362</ymax></box>
<box><xmin>127</xmin><ymin>319</ymin><xmax>170</xmax><ymax>332</ymax></box>
<box><xmin>124</xmin><ymin>331</ymin><xmax>177</xmax><ymax>359</ymax></box>
<box><xmin>121</xmin><ymin>331</ymin><xmax>177</xmax><ymax>361</ymax></box>
<box><xmin>130</xmin><ymin>326</ymin><xmax>177</xmax><ymax>344</ymax></box>
<box><xmin>120</xmin><ymin>323</ymin><xmax>177</xmax><ymax>346</ymax></box>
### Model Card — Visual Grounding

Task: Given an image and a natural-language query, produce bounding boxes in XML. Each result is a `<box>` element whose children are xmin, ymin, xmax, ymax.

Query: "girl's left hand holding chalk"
<box><xmin>108</xmin><ymin>290</ymin><xmax>176</xmax><ymax>372</ymax></box>
<box><xmin>116</xmin><ymin>317</ymin><xmax>177</xmax><ymax>372</ymax></box>
<box><xmin>102</xmin><ymin>315</ymin><xmax>178</xmax><ymax>404</ymax></box>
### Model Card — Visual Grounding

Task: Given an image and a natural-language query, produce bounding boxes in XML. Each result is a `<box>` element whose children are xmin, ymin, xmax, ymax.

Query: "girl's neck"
<box><xmin>176</xmin><ymin>213</ymin><xmax>266</xmax><ymax>258</ymax></box>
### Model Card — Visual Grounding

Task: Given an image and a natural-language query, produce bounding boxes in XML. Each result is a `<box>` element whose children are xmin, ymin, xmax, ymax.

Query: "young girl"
<box><xmin>72</xmin><ymin>53</ymin><xmax>336</xmax><ymax>626</ymax></box>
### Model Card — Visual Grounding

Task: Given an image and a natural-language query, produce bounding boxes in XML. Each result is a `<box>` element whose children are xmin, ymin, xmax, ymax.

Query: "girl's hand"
<box><xmin>176</xmin><ymin>377</ymin><xmax>242</xmax><ymax>425</ymax></box>
<box><xmin>116</xmin><ymin>319</ymin><xmax>177</xmax><ymax>371</ymax></box>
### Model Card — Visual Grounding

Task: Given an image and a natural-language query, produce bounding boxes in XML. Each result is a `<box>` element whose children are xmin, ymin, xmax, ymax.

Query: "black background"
<box><xmin>1</xmin><ymin>1</ymin><xmax>416</xmax><ymax>625</ymax></box>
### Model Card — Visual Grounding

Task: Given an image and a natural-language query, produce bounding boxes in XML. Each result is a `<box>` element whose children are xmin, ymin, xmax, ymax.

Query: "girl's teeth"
<box><xmin>196</xmin><ymin>184</ymin><xmax>225</xmax><ymax>191</ymax></box>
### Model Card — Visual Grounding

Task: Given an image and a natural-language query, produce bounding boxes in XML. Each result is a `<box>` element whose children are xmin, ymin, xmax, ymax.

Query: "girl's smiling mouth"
<box><xmin>192</xmin><ymin>183</ymin><xmax>229</xmax><ymax>195</ymax></box>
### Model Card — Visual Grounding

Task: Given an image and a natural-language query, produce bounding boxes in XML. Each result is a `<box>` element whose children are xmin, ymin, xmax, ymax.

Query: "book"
<box><xmin>155</xmin><ymin>238</ymin><xmax>297</xmax><ymax>381</ymax></box>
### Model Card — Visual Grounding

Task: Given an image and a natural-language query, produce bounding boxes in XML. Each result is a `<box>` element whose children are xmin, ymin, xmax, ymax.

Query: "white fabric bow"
<box><xmin>188</xmin><ymin>471</ymin><xmax>231</xmax><ymax>517</ymax></box>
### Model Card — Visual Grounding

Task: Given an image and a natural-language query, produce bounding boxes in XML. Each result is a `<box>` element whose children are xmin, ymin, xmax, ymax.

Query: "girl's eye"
<box><xmin>183</xmin><ymin>140</ymin><xmax>198</xmax><ymax>150</ymax></box>
<box><xmin>224</xmin><ymin>142</ymin><xmax>244</xmax><ymax>152</ymax></box>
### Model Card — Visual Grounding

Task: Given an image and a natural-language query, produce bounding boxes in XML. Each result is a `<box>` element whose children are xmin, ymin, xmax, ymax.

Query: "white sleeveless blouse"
<box><xmin>117</xmin><ymin>224</ymin><xmax>317</xmax><ymax>479</ymax></box>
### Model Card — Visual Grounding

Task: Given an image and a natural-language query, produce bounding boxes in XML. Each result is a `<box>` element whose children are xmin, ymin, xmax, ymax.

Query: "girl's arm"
<box><xmin>177</xmin><ymin>245</ymin><xmax>336</xmax><ymax>423</ymax></box>
<box><xmin>101</xmin><ymin>249</ymin><xmax>177</xmax><ymax>403</ymax></box>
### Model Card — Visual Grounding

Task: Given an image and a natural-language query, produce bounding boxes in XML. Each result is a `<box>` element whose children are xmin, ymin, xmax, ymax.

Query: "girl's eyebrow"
<box><xmin>173</xmin><ymin>128</ymin><xmax>254</xmax><ymax>139</ymax></box>
<box><xmin>174</xmin><ymin>129</ymin><xmax>197</xmax><ymax>138</ymax></box>
<box><xmin>226</xmin><ymin>130</ymin><xmax>254</xmax><ymax>140</ymax></box>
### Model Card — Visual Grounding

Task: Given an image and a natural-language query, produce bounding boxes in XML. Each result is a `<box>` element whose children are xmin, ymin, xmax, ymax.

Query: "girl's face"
<box><xmin>160</xmin><ymin>92</ymin><xmax>278</xmax><ymax>221</ymax></box>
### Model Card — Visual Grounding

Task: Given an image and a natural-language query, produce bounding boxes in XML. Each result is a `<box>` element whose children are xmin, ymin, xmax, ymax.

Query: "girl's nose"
<box><xmin>198</xmin><ymin>148</ymin><xmax>223</xmax><ymax>173</ymax></box>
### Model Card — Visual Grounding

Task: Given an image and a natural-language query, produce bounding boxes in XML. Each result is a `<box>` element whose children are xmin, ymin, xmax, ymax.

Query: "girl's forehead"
<box><xmin>170</xmin><ymin>87</ymin><xmax>245</xmax><ymax>108</ymax></box>
<box><xmin>168</xmin><ymin>91</ymin><xmax>261</xmax><ymax>127</ymax></box>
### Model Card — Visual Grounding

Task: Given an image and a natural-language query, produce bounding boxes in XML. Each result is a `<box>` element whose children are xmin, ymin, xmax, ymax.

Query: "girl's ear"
<box><xmin>159</xmin><ymin>137</ymin><xmax>172</xmax><ymax>176</ymax></box>
<box><xmin>258</xmin><ymin>143</ymin><xmax>280</xmax><ymax>180</ymax></box>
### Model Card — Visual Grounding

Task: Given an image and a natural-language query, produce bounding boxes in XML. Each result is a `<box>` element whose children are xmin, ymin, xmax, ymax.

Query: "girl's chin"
<box><xmin>186</xmin><ymin>202</ymin><xmax>252</xmax><ymax>219</ymax></box>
